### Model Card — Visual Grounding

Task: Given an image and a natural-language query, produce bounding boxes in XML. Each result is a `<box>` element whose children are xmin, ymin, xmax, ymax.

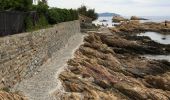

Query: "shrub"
<box><xmin>25</xmin><ymin>15</ymin><xmax>34</xmax><ymax>31</ymax></box>
<box><xmin>78</xmin><ymin>5</ymin><xmax>98</xmax><ymax>21</ymax></box>
<box><xmin>47</xmin><ymin>8</ymin><xmax>60</xmax><ymax>24</ymax></box>
<box><xmin>0</xmin><ymin>0</ymin><xmax>32</xmax><ymax>11</ymax></box>
<box><xmin>35</xmin><ymin>14</ymin><xmax>49</xmax><ymax>28</ymax></box>
<box><xmin>32</xmin><ymin>1</ymin><xmax>49</xmax><ymax>14</ymax></box>
<box><xmin>0</xmin><ymin>0</ymin><xmax>79</xmax><ymax>32</ymax></box>
<box><xmin>47</xmin><ymin>8</ymin><xmax>78</xmax><ymax>24</ymax></box>
<box><xmin>25</xmin><ymin>14</ymin><xmax>49</xmax><ymax>31</ymax></box>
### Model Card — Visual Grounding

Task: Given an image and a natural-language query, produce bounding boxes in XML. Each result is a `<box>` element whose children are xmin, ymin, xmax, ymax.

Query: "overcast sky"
<box><xmin>48</xmin><ymin>0</ymin><xmax>170</xmax><ymax>16</ymax></box>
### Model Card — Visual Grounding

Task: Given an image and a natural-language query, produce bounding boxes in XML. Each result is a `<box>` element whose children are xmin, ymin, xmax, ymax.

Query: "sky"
<box><xmin>48</xmin><ymin>0</ymin><xmax>170</xmax><ymax>16</ymax></box>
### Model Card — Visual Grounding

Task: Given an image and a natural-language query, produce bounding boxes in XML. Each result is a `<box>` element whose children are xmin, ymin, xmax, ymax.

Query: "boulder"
<box><xmin>131</xmin><ymin>16</ymin><xmax>148</xmax><ymax>20</ymax></box>
<box><xmin>112</xmin><ymin>16</ymin><xmax>128</xmax><ymax>22</ymax></box>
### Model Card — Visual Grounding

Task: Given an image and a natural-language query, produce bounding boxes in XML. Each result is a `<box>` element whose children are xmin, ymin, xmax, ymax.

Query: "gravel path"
<box><xmin>12</xmin><ymin>33</ymin><xmax>85</xmax><ymax>100</ymax></box>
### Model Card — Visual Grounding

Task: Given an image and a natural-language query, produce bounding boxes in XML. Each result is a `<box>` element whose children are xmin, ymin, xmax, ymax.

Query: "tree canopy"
<box><xmin>0</xmin><ymin>0</ymin><xmax>33</xmax><ymax>11</ymax></box>
<box><xmin>0</xmin><ymin>1</ymin><xmax>95</xmax><ymax>31</ymax></box>
<box><xmin>47</xmin><ymin>8</ymin><xmax>78</xmax><ymax>24</ymax></box>
<box><xmin>78</xmin><ymin>5</ymin><xmax>98</xmax><ymax>21</ymax></box>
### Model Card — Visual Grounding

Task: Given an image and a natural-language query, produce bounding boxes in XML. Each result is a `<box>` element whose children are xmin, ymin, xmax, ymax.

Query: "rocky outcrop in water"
<box><xmin>59</xmin><ymin>32</ymin><xmax>170</xmax><ymax>100</ymax></box>
<box><xmin>130</xmin><ymin>16</ymin><xmax>148</xmax><ymax>20</ymax></box>
<box><xmin>112</xmin><ymin>21</ymin><xmax>170</xmax><ymax>33</ymax></box>
<box><xmin>112</xmin><ymin>16</ymin><xmax>128</xmax><ymax>22</ymax></box>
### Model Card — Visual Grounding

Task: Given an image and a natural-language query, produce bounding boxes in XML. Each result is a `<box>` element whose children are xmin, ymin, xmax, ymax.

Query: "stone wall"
<box><xmin>0</xmin><ymin>20</ymin><xmax>80</xmax><ymax>89</ymax></box>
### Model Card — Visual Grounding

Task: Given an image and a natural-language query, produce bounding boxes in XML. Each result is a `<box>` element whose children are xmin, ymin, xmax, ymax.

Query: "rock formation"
<box><xmin>131</xmin><ymin>16</ymin><xmax>148</xmax><ymax>20</ymax></box>
<box><xmin>1</xmin><ymin>20</ymin><xmax>170</xmax><ymax>100</ymax></box>
<box><xmin>112</xmin><ymin>16</ymin><xmax>128</xmax><ymax>22</ymax></box>
<box><xmin>59</xmin><ymin>32</ymin><xmax>170</xmax><ymax>100</ymax></box>
<box><xmin>0</xmin><ymin>91</ymin><xmax>27</xmax><ymax>100</ymax></box>
<box><xmin>112</xmin><ymin>20</ymin><xmax>170</xmax><ymax>33</ymax></box>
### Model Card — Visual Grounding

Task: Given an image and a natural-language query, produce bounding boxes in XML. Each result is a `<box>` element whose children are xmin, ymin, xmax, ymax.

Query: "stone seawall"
<box><xmin>0</xmin><ymin>20</ymin><xmax>80</xmax><ymax>89</ymax></box>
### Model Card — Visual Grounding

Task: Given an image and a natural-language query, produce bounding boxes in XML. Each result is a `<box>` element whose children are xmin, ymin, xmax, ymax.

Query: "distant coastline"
<box><xmin>93</xmin><ymin>15</ymin><xmax>170</xmax><ymax>27</ymax></box>
<box><xmin>98</xmin><ymin>12</ymin><xmax>120</xmax><ymax>17</ymax></box>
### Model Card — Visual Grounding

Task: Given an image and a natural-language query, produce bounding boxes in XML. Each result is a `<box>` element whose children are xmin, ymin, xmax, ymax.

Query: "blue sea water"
<box><xmin>94</xmin><ymin>16</ymin><xmax>170</xmax><ymax>61</ymax></box>
<box><xmin>93</xmin><ymin>16</ymin><xmax>170</xmax><ymax>27</ymax></box>
<box><xmin>138</xmin><ymin>32</ymin><xmax>170</xmax><ymax>44</ymax></box>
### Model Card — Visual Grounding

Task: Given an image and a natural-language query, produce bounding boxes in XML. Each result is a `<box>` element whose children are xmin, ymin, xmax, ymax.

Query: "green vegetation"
<box><xmin>78</xmin><ymin>5</ymin><xmax>98</xmax><ymax>21</ymax></box>
<box><xmin>0</xmin><ymin>0</ymin><xmax>33</xmax><ymax>11</ymax></box>
<box><xmin>26</xmin><ymin>1</ymin><xmax>49</xmax><ymax>31</ymax></box>
<box><xmin>32</xmin><ymin>1</ymin><xmax>49</xmax><ymax>14</ymax></box>
<box><xmin>47</xmin><ymin>8</ymin><xmax>78</xmax><ymax>24</ymax></box>
<box><xmin>0</xmin><ymin>1</ymin><xmax>97</xmax><ymax>32</ymax></box>
<box><xmin>0</xmin><ymin>0</ymin><xmax>79</xmax><ymax>31</ymax></box>
<box><xmin>25</xmin><ymin>13</ymin><xmax>49</xmax><ymax>31</ymax></box>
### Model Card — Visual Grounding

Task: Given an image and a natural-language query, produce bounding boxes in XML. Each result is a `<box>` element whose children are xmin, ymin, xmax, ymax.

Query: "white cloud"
<box><xmin>47</xmin><ymin>0</ymin><xmax>170</xmax><ymax>16</ymax></box>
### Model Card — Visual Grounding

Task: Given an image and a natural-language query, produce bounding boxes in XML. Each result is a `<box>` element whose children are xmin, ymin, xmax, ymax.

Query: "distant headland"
<box><xmin>98</xmin><ymin>12</ymin><xmax>120</xmax><ymax>17</ymax></box>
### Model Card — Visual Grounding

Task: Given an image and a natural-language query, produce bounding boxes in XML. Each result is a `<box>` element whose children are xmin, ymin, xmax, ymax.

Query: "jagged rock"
<box><xmin>60</xmin><ymin>71</ymin><xmax>127</xmax><ymax>100</ymax></box>
<box><xmin>112</xmin><ymin>20</ymin><xmax>170</xmax><ymax>33</ymax></box>
<box><xmin>131</xmin><ymin>16</ymin><xmax>148</xmax><ymax>20</ymax></box>
<box><xmin>112</xmin><ymin>16</ymin><xmax>128</xmax><ymax>22</ymax></box>
<box><xmin>59</xmin><ymin>32</ymin><xmax>170</xmax><ymax>100</ymax></box>
<box><xmin>0</xmin><ymin>91</ymin><xmax>27</xmax><ymax>100</ymax></box>
<box><xmin>144</xmin><ymin>72</ymin><xmax>170</xmax><ymax>91</ymax></box>
<box><xmin>114</xmin><ymin>81</ymin><xmax>170</xmax><ymax>100</ymax></box>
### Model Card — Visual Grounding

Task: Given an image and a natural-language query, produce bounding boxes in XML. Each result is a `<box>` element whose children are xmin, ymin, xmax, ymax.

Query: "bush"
<box><xmin>25</xmin><ymin>14</ymin><xmax>48</xmax><ymax>31</ymax></box>
<box><xmin>32</xmin><ymin>1</ymin><xmax>49</xmax><ymax>14</ymax></box>
<box><xmin>25</xmin><ymin>15</ymin><xmax>34</xmax><ymax>31</ymax></box>
<box><xmin>70</xmin><ymin>9</ymin><xmax>78</xmax><ymax>20</ymax></box>
<box><xmin>0</xmin><ymin>0</ymin><xmax>32</xmax><ymax>11</ymax></box>
<box><xmin>78</xmin><ymin>5</ymin><xmax>98</xmax><ymax>21</ymax></box>
<box><xmin>0</xmin><ymin>0</ymin><xmax>79</xmax><ymax>32</ymax></box>
<box><xmin>47</xmin><ymin>8</ymin><xmax>60</xmax><ymax>24</ymax></box>
<box><xmin>24</xmin><ymin>1</ymin><xmax>49</xmax><ymax>31</ymax></box>
<box><xmin>36</xmin><ymin>14</ymin><xmax>49</xmax><ymax>28</ymax></box>
<box><xmin>47</xmin><ymin>8</ymin><xmax>78</xmax><ymax>24</ymax></box>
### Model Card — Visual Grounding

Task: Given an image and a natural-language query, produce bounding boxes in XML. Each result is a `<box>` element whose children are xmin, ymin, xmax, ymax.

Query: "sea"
<box><xmin>93</xmin><ymin>16</ymin><xmax>170</xmax><ymax>61</ymax></box>
<box><xmin>93</xmin><ymin>16</ymin><xmax>170</xmax><ymax>27</ymax></box>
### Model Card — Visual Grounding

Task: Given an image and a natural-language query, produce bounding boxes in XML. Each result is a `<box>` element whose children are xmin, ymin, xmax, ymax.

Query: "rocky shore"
<box><xmin>0</xmin><ymin>91</ymin><xmax>27</xmax><ymax>100</ymax></box>
<box><xmin>112</xmin><ymin>16</ymin><xmax>129</xmax><ymax>22</ymax></box>
<box><xmin>1</xmin><ymin>20</ymin><xmax>170</xmax><ymax>100</ymax></box>
<box><xmin>58</xmin><ymin>29</ymin><xmax>170</xmax><ymax>99</ymax></box>
<box><xmin>111</xmin><ymin>20</ymin><xmax>170</xmax><ymax>33</ymax></box>
<box><xmin>130</xmin><ymin>16</ymin><xmax>148</xmax><ymax>20</ymax></box>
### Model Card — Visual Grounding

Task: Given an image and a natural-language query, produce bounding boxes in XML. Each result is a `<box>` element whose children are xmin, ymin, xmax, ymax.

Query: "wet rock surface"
<box><xmin>59</xmin><ymin>31</ymin><xmax>170</xmax><ymax>100</ymax></box>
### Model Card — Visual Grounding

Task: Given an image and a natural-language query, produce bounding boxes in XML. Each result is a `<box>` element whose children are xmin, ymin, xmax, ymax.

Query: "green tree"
<box><xmin>34</xmin><ymin>0</ymin><xmax>47</xmax><ymax>4</ymax></box>
<box><xmin>0</xmin><ymin>0</ymin><xmax>33</xmax><ymax>11</ymax></box>
<box><xmin>47</xmin><ymin>8</ymin><xmax>78</xmax><ymax>24</ymax></box>
<box><xmin>87</xmin><ymin>9</ymin><xmax>98</xmax><ymax>21</ymax></box>
<box><xmin>77</xmin><ymin>5</ymin><xmax>87</xmax><ymax>15</ymax></box>
<box><xmin>0</xmin><ymin>0</ymin><xmax>12</xmax><ymax>10</ymax></box>
<box><xmin>32</xmin><ymin>1</ymin><xmax>49</xmax><ymax>14</ymax></box>
<box><xmin>41</xmin><ymin>0</ymin><xmax>47</xmax><ymax>4</ymax></box>
<box><xmin>77</xmin><ymin>5</ymin><xmax>98</xmax><ymax>21</ymax></box>
<box><xmin>47</xmin><ymin>8</ymin><xmax>60</xmax><ymax>24</ymax></box>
